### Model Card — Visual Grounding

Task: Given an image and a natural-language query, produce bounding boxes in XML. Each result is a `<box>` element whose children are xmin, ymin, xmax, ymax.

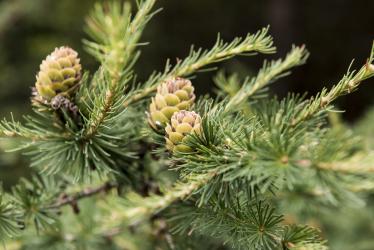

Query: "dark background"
<box><xmin>0</xmin><ymin>0</ymin><xmax>373</xmax><ymax>184</ymax></box>
<box><xmin>0</xmin><ymin>0</ymin><xmax>373</xmax><ymax>120</ymax></box>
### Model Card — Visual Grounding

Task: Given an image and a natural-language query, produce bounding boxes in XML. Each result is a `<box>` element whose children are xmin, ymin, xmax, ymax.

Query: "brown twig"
<box><xmin>48</xmin><ymin>182</ymin><xmax>118</xmax><ymax>210</ymax></box>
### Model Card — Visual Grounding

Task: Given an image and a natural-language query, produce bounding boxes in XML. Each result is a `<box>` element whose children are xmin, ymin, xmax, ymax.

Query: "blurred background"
<box><xmin>0</xmin><ymin>0</ymin><xmax>373</xmax><ymax>248</ymax></box>
<box><xmin>0</xmin><ymin>0</ymin><xmax>373</xmax><ymax>122</ymax></box>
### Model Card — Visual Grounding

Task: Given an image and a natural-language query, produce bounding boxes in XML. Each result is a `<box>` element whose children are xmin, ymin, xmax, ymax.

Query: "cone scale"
<box><xmin>35</xmin><ymin>47</ymin><xmax>82</xmax><ymax>100</ymax></box>
<box><xmin>149</xmin><ymin>77</ymin><xmax>195</xmax><ymax>129</ymax></box>
<box><xmin>165</xmin><ymin>110</ymin><xmax>201</xmax><ymax>153</ymax></box>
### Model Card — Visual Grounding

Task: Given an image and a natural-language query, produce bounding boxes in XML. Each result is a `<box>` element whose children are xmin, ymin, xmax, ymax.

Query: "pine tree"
<box><xmin>0</xmin><ymin>1</ymin><xmax>374</xmax><ymax>249</ymax></box>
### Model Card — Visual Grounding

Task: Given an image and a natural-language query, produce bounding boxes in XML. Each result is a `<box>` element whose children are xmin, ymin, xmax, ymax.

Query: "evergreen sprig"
<box><xmin>224</xmin><ymin>45</ymin><xmax>309</xmax><ymax>112</ymax></box>
<box><xmin>0</xmin><ymin>0</ymin><xmax>373</xmax><ymax>249</ymax></box>
<box><xmin>123</xmin><ymin>26</ymin><xmax>276</xmax><ymax>107</ymax></box>
<box><xmin>294</xmin><ymin>42</ymin><xmax>374</xmax><ymax>125</ymax></box>
<box><xmin>0</xmin><ymin>190</ymin><xmax>20</xmax><ymax>243</ymax></box>
<box><xmin>168</xmin><ymin>200</ymin><xmax>326</xmax><ymax>250</ymax></box>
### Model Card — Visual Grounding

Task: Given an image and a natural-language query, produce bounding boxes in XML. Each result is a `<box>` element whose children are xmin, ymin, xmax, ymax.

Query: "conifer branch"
<box><xmin>0</xmin><ymin>124</ymin><xmax>46</xmax><ymax>141</ymax></box>
<box><xmin>293</xmin><ymin>43</ymin><xmax>374</xmax><ymax>125</ymax></box>
<box><xmin>82</xmin><ymin>89</ymin><xmax>114</xmax><ymax>140</ymax></box>
<box><xmin>0</xmin><ymin>0</ymin><xmax>372</xmax><ymax>248</ymax></box>
<box><xmin>47</xmin><ymin>181</ymin><xmax>117</xmax><ymax>209</ymax></box>
<box><xmin>168</xmin><ymin>200</ymin><xmax>326</xmax><ymax>249</ymax></box>
<box><xmin>82</xmin><ymin>0</ymin><xmax>157</xmax><ymax>140</ymax></box>
<box><xmin>225</xmin><ymin>45</ymin><xmax>309</xmax><ymax>111</ymax></box>
<box><xmin>105</xmin><ymin>172</ymin><xmax>216</xmax><ymax>229</ymax></box>
<box><xmin>123</xmin><ymin>27</ymin><xmax>276</xmax><ymax>107</ymax></box>
<box><xmin>84</xmin><ymin>0</ymin><xmax>157</xmax><ymax>72</ymax></box>
<box><xmin>0</xmin><ymin>114</ymin><xmax>69</xmax><ymax>141</ymax></box>
<box><xmin>0</xmin><ymin>177</ymin><xmax>118</xmax><ymax>243</ymax></box>
<box><xmin>0</xmin><ymin>192</ymin><xmax>21</xmax><ymax>242</ymax></box>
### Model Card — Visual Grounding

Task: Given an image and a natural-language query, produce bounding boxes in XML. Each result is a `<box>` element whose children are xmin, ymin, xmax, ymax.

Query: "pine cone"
<box><xmin>149</xmin><ymin>77</ymin><xmax>195</xmax><ymax>129</ymax></box>
<box><xmin>35</xmin><ymin>47</ymin><xmax>82</xmax><ymax>100</ymax></box>
<box><xmin>165</xmin><ymin>110</ymin><xmax>201</xmax><ymax>153</ymax></box>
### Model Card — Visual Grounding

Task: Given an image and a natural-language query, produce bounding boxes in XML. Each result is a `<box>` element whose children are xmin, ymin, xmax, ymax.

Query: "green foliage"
<box><xmin>0</xmin><ymin>191</ymin><xmax>20</xmax><ymax>243</ymax></box>
<box><xmin>223</xmin><ymin>45</ymin><xmax>309</xmax><ymax>112</ymax></box>
<box><xmin>169</xmin><ymin>200</ymin><xmax>327</xmax><ymax>250</ymax></box>
<box><xmin>169</xmin><ymin>200</ymin><xmax>283</xmax><ymax>250</ymax></box>
<box><xmin>0</xmin><ymin>0</ymin><xmax>373</xmax><ymax>249</ymax></box>
<box><xmin>11</xmin><ymin>176</ymin><xmax>62</xmax><ymax>231</ymax></box>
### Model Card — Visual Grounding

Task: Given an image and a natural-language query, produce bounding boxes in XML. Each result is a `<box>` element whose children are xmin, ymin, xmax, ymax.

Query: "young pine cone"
<box><xmin>149</xmin><ymin>77</ymin><xmax>195</xmax><ymax>129</ymax></box>
<box><xmin>165</xmin><ymin>110</ymin><xmax>201</xmax><ymax>153</ymax></box>
<box><xmin>35</xmin><ymin>47</ymin><xmax>82</xmax><ymax>100</ymax></box>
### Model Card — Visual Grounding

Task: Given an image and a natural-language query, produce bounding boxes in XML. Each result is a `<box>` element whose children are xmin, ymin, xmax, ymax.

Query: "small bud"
<box><xmin>347</xmin><ymin>80</ymin><xmax>356</xmax><ymax>92</ymax></box>
<box><xmin>368</xmin><ymin>64</ymin><xmax>374</xmax><ymax>73</ymax></box>
<box><xmin>165</xmin><ymin>111</ymin><xmax>201</xmax><ymax>153</ymax></box>
<box><xmin>224</xmin><ymin>138</ymin><xmax>232</xmax><ymax>146</ymax></box>
<box><xmin>35</xmin><ymin>47</ymin><xmax>82</xmax><ymax>100</ymax></box>
<box><xmin>106</xmin><ymin>90</ymin><xmax>113</xmax><ymax>99</ymax></box>
<box><xmin>348</xmin><ymin>80</ymin><xmax>355</xmax><ymax>88</ymax></box>
<box><xmin>148</xmin><ymin>77</ymin><xmax>195</xmax><ymax>130</ymax></box>
<box><xmin>280</xmin><ymin>155</ymin><xmax>289</xmax><ymax>164</ymax></box>
<box><xmin>320</xmin><ymin>97</ymin><xmax>329</xmax><ymax>107</ymax></box>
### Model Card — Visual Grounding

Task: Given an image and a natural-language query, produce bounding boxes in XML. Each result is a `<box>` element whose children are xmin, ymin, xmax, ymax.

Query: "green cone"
<box><xmin>35</xmin><ymin>47</ymin><xmax>82</xmax><ymax>100</ymax></box>
<box><xmin>149</xmin><ymin>77</ymin><xmax>195</xmax><ymax>129</ymax></box>
<box><xmin>165</xmin><ymin>110</ymin><xmax>201</xmax><ymax>153</ymax></box>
